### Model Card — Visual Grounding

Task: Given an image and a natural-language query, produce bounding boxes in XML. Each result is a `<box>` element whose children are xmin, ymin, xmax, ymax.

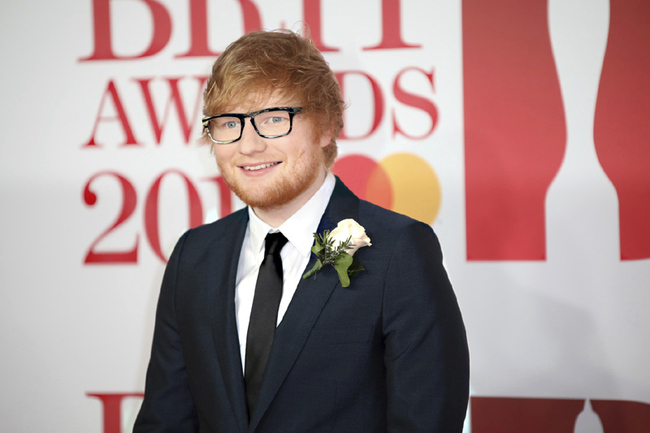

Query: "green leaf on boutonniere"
<box><xmin>347</xmin><ymin>256</ymin><xmax>365</xmax><ymax>280</ymax></box>
<box><xmin>333</xmin><ymin>251</ymin><xmax>354</xmax><ymax>287</ymax></box>
<box><xmin>302</xmin><ymin>221</ymin><xmax>370</xmax><ymax>288</ymax></box>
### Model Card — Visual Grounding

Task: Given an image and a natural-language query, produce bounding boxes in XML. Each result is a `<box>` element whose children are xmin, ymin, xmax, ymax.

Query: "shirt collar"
<box><xmin>247</xmin><ymin>172</ymin><xmax>336</xmax><ymax>257</ymax></box>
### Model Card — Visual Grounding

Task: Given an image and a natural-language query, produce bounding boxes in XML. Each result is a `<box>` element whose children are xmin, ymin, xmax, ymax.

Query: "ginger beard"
<box><xmin>216</xmin><ymin>138</ymin><xmax>326</xmax><ymax>210</ymax></box>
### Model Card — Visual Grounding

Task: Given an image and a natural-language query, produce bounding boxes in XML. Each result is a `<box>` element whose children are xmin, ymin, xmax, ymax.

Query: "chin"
<box><xmin>231</xmin><ymin>173</ymin><xmax>315</xmax><ymax>209</ymax></box>
<box><xmin>217</xmin><ymin>145</ymin><xmax>325</xmax><ymax>210</ymax></box>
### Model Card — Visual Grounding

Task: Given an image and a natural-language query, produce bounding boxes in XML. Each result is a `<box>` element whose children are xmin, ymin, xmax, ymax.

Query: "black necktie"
<box><xmin>245</xmin><ymin>231</ymin><xmax>288</xmax><ymax>416</ymax></box>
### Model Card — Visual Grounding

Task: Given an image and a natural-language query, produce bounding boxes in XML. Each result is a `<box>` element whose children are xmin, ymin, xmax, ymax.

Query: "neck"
<box><xmin>252</xmin><ymin>168</ymin><xmax>328</xmax><ymax>228</ymax></box>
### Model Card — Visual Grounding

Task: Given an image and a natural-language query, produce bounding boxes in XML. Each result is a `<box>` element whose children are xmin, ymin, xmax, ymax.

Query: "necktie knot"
<box><xmin>265</xmin><ymin>232</ymin><xmax>288</xmax><ymax>257</ymax></box>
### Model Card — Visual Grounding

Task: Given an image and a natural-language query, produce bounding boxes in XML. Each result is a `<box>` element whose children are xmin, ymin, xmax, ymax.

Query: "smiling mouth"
<box><xmin>241</xmin><ymin>162</ymin><xmax>281</xmax><ymax>171</ymax></box>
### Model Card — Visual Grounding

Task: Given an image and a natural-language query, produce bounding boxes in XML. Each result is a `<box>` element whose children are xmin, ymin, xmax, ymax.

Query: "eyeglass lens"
<box><xmin>207</xmin><ymin>110</ymin><xmax>294</xmax><ymax>142</ymax></box>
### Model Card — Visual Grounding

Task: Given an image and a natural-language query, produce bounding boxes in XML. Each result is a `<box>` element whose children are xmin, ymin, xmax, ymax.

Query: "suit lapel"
<box><xmin>248</xmin><ymin>177</ymin><xmax>360</xmax><ymax>431</ymax></box>
<box><xmin>208</xmin><ymin>209</ymin><xmax>250</xmax><ymax>433</ymax></box>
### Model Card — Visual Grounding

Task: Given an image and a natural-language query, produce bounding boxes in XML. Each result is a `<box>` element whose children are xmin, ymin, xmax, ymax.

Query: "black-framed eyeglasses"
<box><xmin>202</xmin><ymin>106</ymin><xmax>303</xmax><ymax>144</ymax></box>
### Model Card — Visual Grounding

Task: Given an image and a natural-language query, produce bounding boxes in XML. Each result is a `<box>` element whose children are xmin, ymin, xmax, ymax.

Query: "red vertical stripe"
<box><xmin>463</xmin><ymin>0</ymin><xmax>566</xmax><ymax>260</ymax></box>
<box><xmin>592</xmin><ymin>399</ymin><xmax>650</xmax><ymax>432</ymax></box>
<box><xmin>471</xmin><ymin>397</ymin><xmax>584</xmax><ymax>432</ymax></box>
<box><xmin>594</xmin><ymin>0</ymin><xmax>650</xmax><ymax>260</ymax></box>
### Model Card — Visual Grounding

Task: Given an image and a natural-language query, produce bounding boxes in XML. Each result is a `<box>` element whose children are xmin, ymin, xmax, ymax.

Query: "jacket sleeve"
<box><xmin>382</xmin><ymin>222</ymin><xmax>470</xmax><ymax>432</ymax></box>
<box><xmin>134</xmin><ymin>232</ymin><xmax>199</xmax><ymax>432</ymax></box>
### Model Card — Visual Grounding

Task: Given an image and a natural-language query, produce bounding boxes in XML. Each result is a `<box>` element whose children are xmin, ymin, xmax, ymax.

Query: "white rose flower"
<box><xmin>329</xmin><ymin>218</ymin><xmax>372</xmax><ymax>256</ymax></box>
<box><xmin>303</xmin><ymin>218</ymin><xmax>371</xmax><ymax>287</ymax></box>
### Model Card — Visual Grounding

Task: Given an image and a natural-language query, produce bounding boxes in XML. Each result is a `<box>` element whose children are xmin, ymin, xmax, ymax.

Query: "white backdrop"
<box><xmin>1</xmin><ymin>1</ymin><xmax>648</xmax><ymax>432</ymax></box>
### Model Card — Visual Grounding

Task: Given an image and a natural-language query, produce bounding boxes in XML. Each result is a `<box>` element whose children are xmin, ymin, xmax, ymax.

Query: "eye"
<box><xmin>270</xmin><ymin>116</ymin><xmax>288</xmax><ymax>124</ymax></box>
<box><xmin>259</xmin><ymin>112</ymin><xmax>290</xmax><ymax>125</ymax></box>
<box><xmin>212</xmin><ymin>117</ymin><xmax>240</xmax><ymax>130</ymax></box>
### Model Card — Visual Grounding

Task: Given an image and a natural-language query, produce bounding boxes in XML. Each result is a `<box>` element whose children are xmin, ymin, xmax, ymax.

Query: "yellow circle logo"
<box><xmin>332</xmin><ymin>153</ymin><xmax>441</xmax><ymax>225</ymax></box>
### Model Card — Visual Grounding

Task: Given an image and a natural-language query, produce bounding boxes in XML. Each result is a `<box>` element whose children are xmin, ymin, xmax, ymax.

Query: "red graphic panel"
<box><xmin>471</xmin><ymin>397</ymin><xmax>650</xmax><ymax>432</ymax></box>
<box><xmin>592</xmin><ymin>399</ymin><xmax>650</xmax><ymax>432</ymax></box>
<box><xmin>471</xmin><ymin>396</ymin><xmax>584</xmax><ymax>432</ymax></box>
<box><xmin>463</xmin><ymin>0</ymin><xmax>566</xmax><ymax>260</ymax></box>
<box><xmin>594</xmin><ymin>0</ymin><xmax>650</xmax><ymax>260</ymax></box>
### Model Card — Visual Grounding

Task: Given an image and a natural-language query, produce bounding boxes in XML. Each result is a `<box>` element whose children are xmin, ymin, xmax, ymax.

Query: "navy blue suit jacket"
<box><xmin>134</xmin><ymin>177</ymin><xmax>469</xmax><ymax>433</ymax></box>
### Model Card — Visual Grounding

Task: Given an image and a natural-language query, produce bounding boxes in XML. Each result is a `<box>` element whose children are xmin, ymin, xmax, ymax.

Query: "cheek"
<box><xmin>214</xmin><ymin>148</ymin><xmax>234</xmax><ymax>165</ymax></box>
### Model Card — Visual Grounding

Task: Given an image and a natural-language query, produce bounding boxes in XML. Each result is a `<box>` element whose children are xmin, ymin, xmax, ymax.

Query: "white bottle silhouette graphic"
<box><xmin>544</xmin><ymin>0</ymin><xmax>622</xmax><ymax>402</ymax></box>
<box><xmin>574</xmin><ymin>400</ymin><xmax>604</xmax><ymax>433</ymax></box>
<box><xmin>546</xmin><ymin>0</ymin><xmax>619</xmax><ymax>265</ymax></box>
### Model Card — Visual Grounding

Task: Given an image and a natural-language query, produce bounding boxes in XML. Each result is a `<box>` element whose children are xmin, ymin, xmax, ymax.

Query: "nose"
<box><xmin>237</xmin><ymin>118</ymin><xmax>266</xmax><ymax>155</ymax></box>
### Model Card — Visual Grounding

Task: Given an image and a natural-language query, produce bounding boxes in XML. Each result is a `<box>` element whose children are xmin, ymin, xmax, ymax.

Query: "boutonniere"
<box><xmin>302</xmin><ymin>218</ymin><xmax>372</xmax><ymax>287</ymax></box>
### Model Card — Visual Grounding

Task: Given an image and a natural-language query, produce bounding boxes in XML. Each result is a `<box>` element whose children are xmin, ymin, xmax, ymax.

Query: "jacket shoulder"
<box><xmin>186</xmin><ymin>207</ymin><xmax>247</xmax><ymax>240</ymax></box>
<box><xmin>357</xmin><ymin>199</ymin><xmax>432</xmax><ymax>233</ymax></box>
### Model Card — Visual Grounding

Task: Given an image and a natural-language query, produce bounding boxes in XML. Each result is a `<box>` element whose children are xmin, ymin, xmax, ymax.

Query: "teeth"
<box><xmin>243</xmin><ymin>162</ymin><xmax>279</xmax><ymax>171</ymax></box>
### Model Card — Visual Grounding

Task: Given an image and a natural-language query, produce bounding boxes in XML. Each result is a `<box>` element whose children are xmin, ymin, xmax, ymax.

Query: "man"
<box><xmin>135</xmin><ymin>29</ymin><xmax>469</xmax><ymax>433</ymax></box>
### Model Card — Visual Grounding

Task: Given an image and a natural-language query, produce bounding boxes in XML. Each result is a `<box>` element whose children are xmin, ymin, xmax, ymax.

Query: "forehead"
<box><xmin>224</xmin><ymin>89</ymin><xmax>298</xmax><ymax>113</ymax></box>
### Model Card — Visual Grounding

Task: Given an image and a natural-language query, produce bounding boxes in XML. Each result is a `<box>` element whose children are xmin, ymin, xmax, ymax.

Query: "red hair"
<box><xmin>203</xmin><ymin>29</ymin><xmax>344</xmax><ymax>167</ymax></box>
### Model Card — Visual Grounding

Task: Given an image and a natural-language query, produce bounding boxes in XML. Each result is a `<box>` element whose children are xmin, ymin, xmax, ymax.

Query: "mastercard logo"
<box><xmin>332</xmin><ymin>153</ymin><xmax>442</xmax><ymax>225</ymax></box>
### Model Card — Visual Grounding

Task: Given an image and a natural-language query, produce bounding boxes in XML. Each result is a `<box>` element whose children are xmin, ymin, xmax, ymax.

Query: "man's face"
<box><xmin>213</xmin><ymin>92</ymin><xmax>331</xmax><ymax>211</ymax></box>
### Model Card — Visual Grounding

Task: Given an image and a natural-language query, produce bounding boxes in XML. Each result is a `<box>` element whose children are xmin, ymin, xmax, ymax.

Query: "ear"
<box><xmin>318</xmin><ymin>130</ymin><xmax>333</xmax><ymax>148</ymax></box>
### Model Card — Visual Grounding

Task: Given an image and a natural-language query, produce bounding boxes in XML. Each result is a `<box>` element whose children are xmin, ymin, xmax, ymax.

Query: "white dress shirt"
<box><xmin>234</xmin><ymin>172</ymin><xmax>336</xmax><ymax>370</ymax></box>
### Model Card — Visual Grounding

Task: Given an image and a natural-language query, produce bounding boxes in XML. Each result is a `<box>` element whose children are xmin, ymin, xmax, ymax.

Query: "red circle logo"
<box><xmin>332</xmin><ymin>153</ymin><xmax>441</xmax><ymax>225</ymax></box>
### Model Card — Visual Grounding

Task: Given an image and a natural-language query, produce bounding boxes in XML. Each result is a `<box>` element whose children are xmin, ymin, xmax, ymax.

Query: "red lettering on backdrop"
<box><xmin>83</xmin><ymin>170</ymin><xmax>236</xmax><ymax>264</ymax></box>
<box><xmin>363</xmin><ymin>0</ymin><xmax>421</xmax><ymax>50</ymax></box>
<box><xmin>87</xmin><ymin>393</ymin><xmax>143</xmax><ymax>433</ymax></box>
<box><xmin>83</xmin><ymin>171</ymin><xmax>139</xmax><ymax>264</ymax></box>
<box><xmin>392</xmin><ymin>67</ymin><xmax>438</xmax><ymax>139</ymax></box>
<box><xmin>471</xmin><ymin>397</ymin><xmax>585</xmax><ymax>432</ymax></box>
<box><xmin>176</xmin><ymin>0</ymin><xmax>220</xmax><ymax>58</ymax></box>
<box><xmin>204</xmin><ymin>176</ymin><xmax>234</xmax><ymax>219</ymax></box>
<box><xmin>144</xmin><ymin>170</ymin><xmax>204</xmax><ymax>262</ymax></box>
<box><xmin>84</xmin><ymin>80</ymin><xmax>140</xmax><ymax>147</ymax></box>
<box><xmin>303</xmin><ymin>0</ymin><xmax>339</xmax><ymax>52</ymax></box>
<box><xmin>463</xmin><ymin>0</ymin><xmax>566</xmax><ymax>260</ymax></box>
<box><xmin>594</xmin><ymin>0</ymin><xmax>650</xmax><ymax>260</ymax></box>
<box><xmin>176</xmin><ymin>0</ymin><xmax>263</xmax><ymax>58</ymax></box>
<box><xmin>335</xmin><ymin>71</ymin><xmax>384</xmax><ymax>140</ymax></box>
<box><xmin>135</xmin><ymin>76</ymin><xmax>208</xmax><ymax>144</ymax></box>
<box><xmin>80</xmin><ymin>0</ymin><xmax>171</xmax><ymax>61</ymax></box>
